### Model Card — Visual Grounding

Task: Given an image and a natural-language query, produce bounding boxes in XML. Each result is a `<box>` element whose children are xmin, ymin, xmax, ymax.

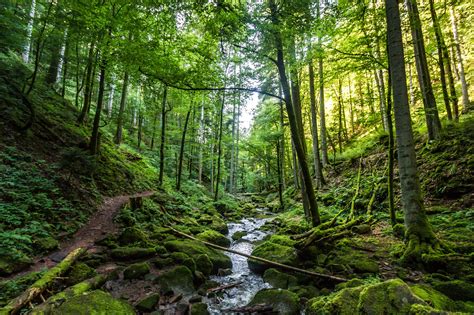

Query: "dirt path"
<box><xmin>3</xmin><ymin>191</ymin><xmax>154</xmax><ymax>280</ymax></box>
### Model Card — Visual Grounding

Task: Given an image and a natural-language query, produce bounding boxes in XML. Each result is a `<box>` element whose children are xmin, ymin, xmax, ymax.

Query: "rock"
<box><xmin>157</xmin><ymin>266</ymin><xmax>194</xmax><ymax>295</ymax></box>
<box><xmin>335</xmin><ymin>278</ymin><xmax>365</xmax><ymax>291</ymax></box>
<box><xmin>176</xmin><ymin>302</ymin><xmax>189</xmax><ymax>314</ymax></box>
<box><xmin>65</xmin><ymin>262</ymin><xmax>97</xmax><ymax>286</ymax></box>
<box><xmin>231</xmin><ymin>231</ymin><xmax>247</xmax><ymax>241</ymax></box>
<box><xmin>164</xmin><ymin>240</ymin><xmax>231</xmax><ymax>274</ymax></box>
<box><xmin>152</xmin><ymin>257</ymin><xmax>173</xmax><ymax>268</ymax></box>
<box><xmin>118</xmin><ymin>226</ymin><xmax>148</xmax><ymax>246</ymax></box>
<box><xmin>290</xmin><ymin>285</ymin><xmax>320</xmax><ymax>300</ymax></box>
<box><xmin>197</xmin><ymin>230</ymin><xmax>230</xmax><ymax>247</ymax></box>
<box><xmin>52</xmin><ymin>290</ymin><xmax>135</xmax><ymax>314</ymax></box>
<box><xmin>34</xmin><ymin>236</ymin><xmax>59</xmax><ymax>251</ymax></box>
<box><xmin>190</xmin><ymin>302</ymin><xmax>209</xmax><ymax>315</ymax></box>
<box><xmin>123</xmin><ymin>262</ymin><xmax>150</xmax><ymax>280</ymax></box>
<box><xmin>95</xmin><ymin>234</ymin><xmax>118</xmax><ymax>248</ymax></box>
<box><xmin>189</xmin><ymin>295</ymin><xmax>202</xmax><ymax>303</ymax></box>
<box><xmin>410</xmin><ymin>284</ymin><xmax>474</xmax><ymax>313</ymax></box>
<box><xmin>136</xmin><ymin>293</ymin><xmax>160</xmax><ymax>312</ymax></box>
<box><xmin>217</xmin><ymin>268</ymin><xmax>232</xmax><ymax>276</ymax></box>
<box><xmin>194</xmin><ymin>254</ymin><xmax>213</xmax><ymax>276</ymax></box>
<box><xmin>170</xmin><ymin>252</ymin><xmax>196</xmax><ymax>272</ymax></box>
<box><xmin>263</xmin><ymin>268</ymin><xmax>297</xmax><ymax>289</ymax></box>
<box><xmin>432</xmin><ymin>280</ymin><xmax>474</xmax><ymax>301</ymax></box>
<box><xmin>249</xmin><ymin>288</ymin><xmax>300</xmax><ymax>315</ymax></box>
<box><xmin>110</xmin><ymin>247</ymin><xmax>156</xmax><ymax>260</ymax></box>
<box><xmin>0</xmin><ymin>253</ymin><xmax>33</xmax><ymax>276</ymax></box>
<box><xmin>307</xmin><ymin>279</ymin><xmax>428</xmax><ymax>314</ymax></box>
<box><xmin>351</xmin><ymin>224</ymin><xmax>371</xmax><ymax>234</ymax></box>
<box><xmin>193</xmin><ymin>270</ymin><xmax>206</xmax><ymax>287</ymax></box>
<box><xmin>248</xmin><ymin>241</ymin><xmax>297</xmax><ymax>274</ymax></box>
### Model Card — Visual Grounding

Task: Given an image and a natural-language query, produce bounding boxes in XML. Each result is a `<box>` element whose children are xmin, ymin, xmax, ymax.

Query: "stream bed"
<box><xmin>207</xmin><ymin>209</ymin><xmax>273</xmax><ymax>314</ymax></box>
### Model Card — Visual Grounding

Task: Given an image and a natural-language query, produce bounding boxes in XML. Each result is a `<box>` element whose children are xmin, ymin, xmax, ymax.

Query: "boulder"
<box><xmin>118</xmin><ymin>227</ymin><xmax>148</xmax><ymax>246</ymax></box>
<box><xmin>65</xmin><ymin>262</ymin><xmax>97</xmax><ymax>286</ymax></box>
<box><xmin>263</xmin><ymin>268</ymin><xmax>297</xmax><ymax>289</ymax></box>
<box><xmin>170</xmin><ymin>252</ymin><xmax>196</xmax><ymax>272</ymax></box>
<box><xmin>164</xmin><ymin>240</ymin><xmax>231</xmax><ymax>274</ymax></box>
<box><xmin>432</xmin><ymin>280</ymin><xmax>474</xmax><ymax>301</ymax></box>
<box><xmin>52</xmin><ymin>290</ymin><xmax>135</xmax><ymax>314</ymax></box>
<box><xmin>157</xmin><ymin>266</ymin><xmax>194</xmax><ymax>295</ymax></box>
<box><xmin>190</xmin><ymin>302</ymin><xmax>209</xmax><ymax>315</ymax></box>
<box><xmin>123</xmin><ymin>262</ymin><xmax>150</xmax><ymax>280</ymax></box>
<box><xmin>249</xmin><ymin>289</ymin><xmax>300</xmax><ymax>315</ymax></box>
<box><xmin>110</xmin><ymin>247</ymin><xmax>156</xmax><ymax>260</ymax></box>
<box><xmin>136</xmin><ymin>293</ymin><xmax>160</xmax><ymax>312</ymax></box>
<box><xmin>194</xmin><ymin>254</ymin><xmax>213</xmax><ymax>276</ymax></box>
<box><xmin>248</xmin><ymin>241</ymin><xmax>297</xmax><ymax>274</ymax></box>
<box><xmin>34</xmin><ymin>236</ymin><xmax>59</xmax><ymax>251</ymax></box>
<box><xmin>0</xmin><ymin>253</ymin><xmax>33</xmax><ymax>276</ymax></box>
<box><xmin>196</xmin><ymin>230</ymin><xmax>230</xmax><ymax>247</ymax></box>
<box><xmin>231</xmin><ymin>231</ymin><xmax>247</xmax><ymax>241</ymax></box>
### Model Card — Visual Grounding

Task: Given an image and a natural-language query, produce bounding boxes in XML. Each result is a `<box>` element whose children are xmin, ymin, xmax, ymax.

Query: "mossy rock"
<box><xmin>157</xmin><ymin>265</ymin><xmax>194</xmax><ymax>295</ymax></box>
<box><xmin>432</xmin><ymin>280</ymin><xmax>474</xmax><ymax>301</ymax></box>
<box><xmin>289</xmin><ymin>285</ymin><xmax>320</xmax><ymax>300</ymax></box>
<box><xmin>335</xmin><ymin>278</ymin><xmax>365</xmax><ymax>291</ymax></box>
<box><xmin>249</xmin><ymin>289</ymin><xmax>300</xmax><ymax>315</ymax></box>
<box><xmin>307</xmin><ymin>279</ymin><xmax>428</xmax><ymax>314</ymax></box>
<box><xmin>34</xmin><ymin>237</ymin><xmax>59</xmax><ymax>251</ymax></box>
<box><xmin>110</xmin><ymin>247</ymin><xmax>156</xmax><ymax>260</ymax></box>
<box><xmin>170</xmin><ymin>252</ymin><xmax>196</xmax><ymax>272</ymax></box>
<box><xmin>411</xmin><ymin>284</ymin><xmax>474</xmax><ymax>312</ymax></box>
<box><xmin>263</xmin><ymin>268</ymin><xmax>297</xmax><ymax>289</ymax></box>
<box><xmin>52</xmin><ymin>290</ymin><xmax>135</xmax><ymax>314</ymax></box>
<box><xmin>65</xmin><ymin>262</ymin><xmax>97</xmax><ymax>286</ymax></box>
<box><xmin>190</xmin><ymin>302</ymin><xmax>210</xmax><ymax>315</ymax></box>
<box><xmin>95</xmin><ymin>234</ymin><xmax>118</xmax><ymax>248</ymax></box>
<box><xmin>118</xmin><ymin>227</ymin><xmax>149</xmax><ymax>246</ymax></box>
<box><xmin>195</xmin><ymin>254</ymin><xmax>213</xmax><ymax>276</ymax></box>
<box><xmin>196</xmin><ymin>230</ymin><xmax>230</xmax><ymax>247</ymax></box>
<box><xmin>248</xmin><ymin>241</ymin><xmax>297</xmax><ymax>274</ymax></box>
<box><xmin>164</xmin><ymin>240</ymin><xmax>231</xmax><ymax>274</ymax></box>
<box><xmin>0</xmin><ymin>253</ymin><xmax>33</xmax><ymax>276</ymax></box>
<box><xmin>267</xmin><ymin>235</ymin><xmax>297</xmax><ymax>247</ymax></box>
<box><xmin>136</xmin><ymin>293</ymin><xmax>160</xmax><ymax>312</ymax></box>
<box><xmin>152</xmin><ymin>257</ymin><xmax>173</xmax><ymax>269</ymax></box>
<box><xmin>231</xmin><ymin>231</ymin><xmax>247</xmax><ymax>241</ymax></box>
<box><xmin>327</xmin><ymin>245</ymin><xmax>379</xmax><ymax>274</ymax></box>
<box><xmin>123</xmin><ymin>262</ymin><xmax>150</xmax><ymax>280</ymax></box>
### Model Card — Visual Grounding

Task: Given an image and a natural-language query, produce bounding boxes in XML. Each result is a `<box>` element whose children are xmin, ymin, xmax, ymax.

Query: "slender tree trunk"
<box><xmin>177</xmin><ymin>105</ymin><xmax>192</xmax><ymax>191</ymax></box>
<box><xmin>375</xmin><ymin>69</ymin><xmax>389</xmax><ymax>130</ymax></box>
<box><xmin>229</xmin><ymin>87</ymin><xmax>237</xmax><ymax>193</ymax></box>
<box><xmin>137</xmin><ymin>113</ymin><xmax>143</xmax><ymax>150</ymax></box>
<box><xmin>444</xmin><ymin>46</ymin><xmax>459</xmax><ymax>121</ymax></box>
<box><xmin>214</xmin><ymin>90</ymin><xmax>226</xmax><ymax>201</ymax></box>
<box><xmin>235</xmin><ymin>89</ymin><xmax>241</xmax><ymax>191</ymax></box>
<box><xmin>269</xmin><ymin>0</ymin><xmax>320</xmax><ymax>226</ymax></box>
<box><xmin>198</xmin><ymin>100</ymin><xmax>204</xmax><ymax>184</ymax></box>
<box><xmin>405</xmin><ymin>0</ymin><xmax>442</xmax><ymax>140</ymax></box>
<box><xmin>428</xmin><ymin>0</ymin><xmax>452</xmax><ymax>121</ymax></box>
<box><xmin>74</xmin><ymin>42</ymin><xmax>86</xmax><ymax>108</ymax></box>
<box><xmin>22</xmin><ymin>0</ymin><xmax>36</xmax><ymax>63</ymax></box>
<box><xmin>57</xmin><ymin>28</ymin><xmax>68</xmax><ymax>84</ymax></box>
<box><xmin>385</xmin><ymin>0</ymin><xmax>437</xmax><ymax>263</ymax></box>
<box><xmin>337</xmin><ymin>80</ymin><xmax>343</xmax><ymax>154</ymax></box>
<box><xmin>276</xmin><ymin>139</ymin><xmax>284</xmax><ymax>210</ymax></box>
<box><xmin>158</xmin><ymin>86</ymin><xmax>168</xmax><ymax>185</ymax></box>
<box><xmin>291</xmin><ymin>140</ymin><xmax>299</xmax><ymax>188</ymax></box>
<box><xmin>77</xmin><ymin>40</ymin><xmax>96</xmax><ymax>124</ymax></box>
<box><xmin>60</xmin><ymin>35</ymin><xmax>69</xmax><ymax>97</ymax></box>
<box><xmin>450</xmin><ymin>5</ymin><xmax>470</xmax><ymax>113</ymax></box>
<box><xmin>114</xmin><ymin>71</ymin><xmax>129</xmax><ymax>144</ymax></box>
<box><xmin>386</xmin><ymin>63</ymin><xmax>396</xmax><ymax>227</ymax></box>
<box><xmin>279</xmin><ymin>89</ymin><xmax>286</xmax><ymax>190</ymax></box>
<box><xmin>107</xmin><ymin>81</ymin><xmax>115</xmax><ymax>118</ymax></box>
<box><xmin>408</xmin><ymin>62</ymin><xmax>415</xmax><ymax>107</ymax></box>
<box><xmin>89</xmin><ymin>57</ymin><xmax>106</xmax><ymax>155</ymax></box>
<box><xmin>309</xmin><ymin>61</ymin><xmax>325</xmax><ymax>188</ymax></box>
<box><xmin>349</xmin><ymin>78</ymin><xmax>355</xmax><ymax>133</ymax></box>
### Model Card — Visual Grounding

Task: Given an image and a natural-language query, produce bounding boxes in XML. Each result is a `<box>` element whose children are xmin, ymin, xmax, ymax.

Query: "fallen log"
<box><xmin>30</xmin><ymin>275</ymin><xmax>106</xmax><ymax>314</ymax></box>
<box><xmin>0</xmin><ymin>247</ymin><xmax>86</xmax><ymax>315</ymax></box>
<box><xmin>207</xmin><ymin>281</ymin><xmax>243</xmax><ymax>294</ymax></box>
<box><xmin>166</xmin><ymin>226</ymin><xmax>346</xmax><ymax>283</ymax></box>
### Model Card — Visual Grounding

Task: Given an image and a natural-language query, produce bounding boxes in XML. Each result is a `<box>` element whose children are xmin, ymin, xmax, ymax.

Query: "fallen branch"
<box><xmin>0</xmin><ymin>247</ymin><xmax>86</xmax><ymax>315</ymax></box>
<box><xmin>207</xmin><ymin>281</ymin><xmax>243</xmax><ymax>294</ymax></box>
<box><xmin>166</xmin><ymin>226</ymin><xmax>346</xmax><ymax>283</ymax></box>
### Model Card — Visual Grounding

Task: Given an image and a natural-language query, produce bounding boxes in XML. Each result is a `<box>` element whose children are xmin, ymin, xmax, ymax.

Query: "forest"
<box><xmin>0</xmin><ymin>0</ymin><xmax>473</xmax><ymax>314</ymax></box>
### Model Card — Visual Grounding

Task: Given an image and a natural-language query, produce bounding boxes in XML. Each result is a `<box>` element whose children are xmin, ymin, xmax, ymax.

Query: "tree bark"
<box><xmin>22</xmin><ymin>0</ymin><xmax>36</xmax><ymax>63</ymax></box>
<box><xmin>309</xmin><ymin>61</ymin><xmax>325</xmax><ymax>188</ymax></box>
<box><xmin>114</xmin><ymin>71</ymin><xmax>129</xmax><ymax>144</ymax></box>
<box><xmin>159</xmin><ymin>86</ymin><xmax>168</xmax><ymax>185</ymax></box>
<box><xmin>89</xmin><ymin>55</ymin><xmax>107</xmax><ymax>155</ymax></box>
<box><xmin>177</xmin><ymin>105</ymin><xmax>192</xmax><ymax>191</ymax></box>
<box><xmin>77</xmin><ymin>40</ymin><xmax>96</xmax><ymax>124</ymax></box>
<box><xmin>385</xmin><ymin>0</ymin><xmax>437</xmax><ymax>263</ymax></box>
<box><xmin>214</xmin><ymin>89</ymin><xmax>226</xmax><ymax>201</ymax></box>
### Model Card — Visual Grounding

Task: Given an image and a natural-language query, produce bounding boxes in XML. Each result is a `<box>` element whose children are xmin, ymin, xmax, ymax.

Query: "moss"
<box><xmin>335</xmin><ymin>278</ymin><xmax>365</xmax><ymax>291</ymax></box>
<box><xmin>289</xmin><ymin>285</ymin><xmax>319</xmax><ymax>300</ymax></box>
<box><xmin>164</xmin><ymin>240</ymin><xmax>231</xmax><ymax>274</ymax></box>
<box><xmin>123</xmin><ymin>262</ymin><xmax>150</xmax><ymax>280</ymax></box>
<box><xmin>196</xmin><ymin>230</ymin><xmax>230</xmax><ymax>247</ymax></box>
<box><xmin>263</xmin><ymin>268</ymin><xmax>297</xmax><ymax>289</ymax></box>
<box><xmin>0</xmin><ymin>253</ymin><xmax>33</xmax><ymax>276</ymax></box>
<box><xmin>157</xmin><ymin>265</ymin><xmax>194</xmax><ymax>295</ymax></box>
<box><xmin>194</xmin><ymin>254</ymin><xmax>213</xmax><ymax>276</ymax></box>
<box><xmin>248</xmin><ymin>241</ymin><xmax>297</xmax><ymax>274</ymax></box>
<box><xmin>249</xmin><ymin>289</ymin><xmax>300</xmax><ymax>315</ymax></box>
<box><xmin>152</xmin><ymin>257</ymin><xmax>173</xmax><ymax>269</ymax></box>
<box><xmin>307</xmin><ymin>285</ymin><xmax>364</xmax><ymax>315</ymax></box>
<box><xmin>51</xmin><ymin>290</ymin><xmax>135</xmax><ymax>314</ymax></box>
<box><xmin>432</xmin><ymin>280</ymin><xmax>474</xmax><ymax>301</ymax></box>
<box><xmin>410</xmin><ymin>284</ymin><xmax>461</xmax><ymax>312</ymax></box>
<box><xmin>267</xmin><ymin>235</ymin><xmax>297</xmax><ymax>247</ymax></box>
<box><xmin>65</xmin><ymin>262</ymin><xmax>96</xmax><ymax>286</ymax></box>
<box><xmin>34</xmin><ymin>237</ymin><xmax>59</xmax><ymax>251</ymax></box>
<box><xmin>135</xmin><ymin>293</ymin><xmax>160</xmax><ymax>312</ymax></box>
<box><xmin>190</xmin><ymin>302</ymin><xmax>209</xmax><ymax>315</ymax></box>
<box><xmin>0</xmin><ymin>271</ymin><xmax>42</xmax><ymax>306</ymax></box>
<box><xmin>110</xmin><ymin>247</ymin><xmax>156</xmax><ymax>260</ymax></box>
<box><xmin>232</xmin><ymin>231</ymin><xmax>247</xmax><ymax>241</ymax></box>
<box><xmin>118</xmin><ymin>226</ymin><xmax>149</xmax><ymax>246</ymax></box>
<box><xmin>170</xmin><ymin>252</ymin><xmax>196</xmax><ymax>272</ymax></box>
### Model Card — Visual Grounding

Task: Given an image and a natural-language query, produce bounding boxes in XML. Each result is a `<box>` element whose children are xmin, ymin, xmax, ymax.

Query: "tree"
<box><xmin>385</xmin><ymin>0</ymin><xmax>438</xmax><ymax>263</ymax></box>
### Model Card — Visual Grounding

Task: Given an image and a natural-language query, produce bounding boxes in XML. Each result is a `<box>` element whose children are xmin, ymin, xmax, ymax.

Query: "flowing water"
<box><xmin>207</xmin><ymin>209</ymin><xmax>273</xmax><ymax>314</ymax></box>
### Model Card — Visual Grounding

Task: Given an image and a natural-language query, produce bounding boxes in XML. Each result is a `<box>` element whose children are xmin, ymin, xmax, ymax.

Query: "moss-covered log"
<box><xmin>0</xmin><ymin>247</ymin><xmax>86</xmax><ymax>315</ymax></box>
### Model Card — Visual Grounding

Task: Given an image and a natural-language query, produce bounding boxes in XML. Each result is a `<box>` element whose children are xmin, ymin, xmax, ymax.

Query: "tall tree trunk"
<box><xmin>385</xmin><ymin>0</ymin><xmax>437</xmax><ymax>263</ymax></box>
<box><xmin>137</xmin><ymin>112</ymin><xmax>143</xmax><ymax>150</ymax></box>
<box><xmin>22</xmin><ymin>0</ymin><xmax>36</xmax><ymax>63</ymax></box>
<box><xmin>60</xmin><ymin>34</ymin><xmax>69</xmax><ymax>97</ymax></box>
<box><xmin>107</xmin><ymin>81</ymin><xmax>115</xmax><ymax>118</ymax></box>
<box><xmin>450</xmin><ymin>5</ymin><xmax>470</xmax><ymax>113</ymax></box>
<box><xmin>386</xmin><ymin>63</ymin><xmax>396</xmax><ymax>226</ymax></box>
<box><xmin>198</xmin><ymin>100</ymin><xmax>204</xmax><ymax>184</ymax></box>
<box><xmin>405</xmin><ymin>0</ymin><xmax>442</xmax><ymax>140</ymax></box>
<box><xmin>177</xmin><ymin>105</ymin><xmax>192</xmax><ymax>191</ymax></box>
<box><xmin>158</xmin><ymin>86</ymin><xmax>168</xmax><ymax>185</ymax></box>
<box><xmin>229</xmin><ymin>86</ymin><xmax>237</xmax><ymax>193</ymax></box>
<box><xmin>309</xmin><ymin>61</ymin><xmax>325</xmax><ymax>188</ymax></box>
<box><xmin>114</xmin><ymin>71</ymin><xmax>129</xmax><ymax>144</ymax></box>
<box><xmin>374</xmin><ymin>69</ymin><xmax>389</xmax><ymax>130</ymax></box>
<box><xmin>349</xmin><ymin>78</ymin><xmax>355</xmax><ymax>133</ymax></box>
<box><xmin>269</xmin><ymin>0</ymin><xmax>320</xmax><ymax>226</ymax></box>
<box><xmin>428</xmin><ymin>0</ymin><xmax>452</xmax><ymax>121</ymax></box>
<box><xmin>57</xmin><ymin>28</ymin><xmax>68</xmax><ymax>85</ymax></box>
<box><xmin>276</xmin><ymin>139</ymin><xmax>284</xmax><ymax>210</ymax></box>
<box><xmin>214</xmin><ymin>90</ymin><xmax>226</xmax><ymax>201</ymax></box>
<box><xmin>89</xmin><ymin>57</ymin><xmax>106</xmax><ymax>155</ymax></box>
<box><xmin>279</xmin><ymin>88</ymin><xmax>286</xmax><ymax>191</ymax></box>
<box><xmin>337</xmin><ymin>80</ymin><xmax>343</xmax><ymax>154</ymax></box>
<box><xmin>77</xmin><ymin>40</ymin><xmax>96</xmax><ymax>124</ymax></box>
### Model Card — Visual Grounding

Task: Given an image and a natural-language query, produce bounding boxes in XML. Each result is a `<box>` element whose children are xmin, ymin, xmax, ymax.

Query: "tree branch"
<box><xmin>324</xmin><ymin>44</ymin><xmax>387</xmax><ymax>70</ymax></box>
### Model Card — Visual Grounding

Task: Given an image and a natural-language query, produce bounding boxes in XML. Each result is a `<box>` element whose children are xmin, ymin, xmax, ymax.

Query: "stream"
<box><xmin>207</xmin><ymin>208</ymin><xmax>274</xmax><ymax>314</ymax></box>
